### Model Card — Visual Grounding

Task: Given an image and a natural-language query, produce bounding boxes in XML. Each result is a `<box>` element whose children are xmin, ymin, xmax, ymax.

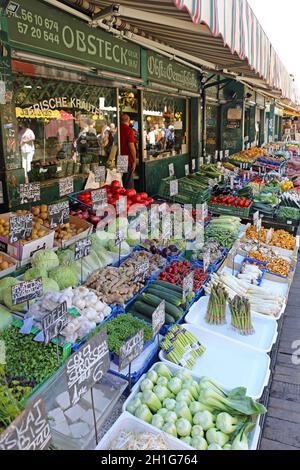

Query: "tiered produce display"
<box><xmin>0</xmin><ymin>142</ymin><xmax>299</xmax><ymax>451</ymax></box>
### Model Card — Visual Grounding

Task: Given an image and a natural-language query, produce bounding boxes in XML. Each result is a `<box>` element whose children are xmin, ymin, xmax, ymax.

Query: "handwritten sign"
<box><xmin>116</xmin><ymin>196</ymin><xmax>127</xmax><ymax>216</ymax></box>
<box><xmin>169</xmin><ymin>163</ymin><xmax>175</xmax><ymax>177</ymax></box>
<box><xmin>92</xmin><ymin>189</ymin><xmax>107</xmax><ymax>211</ymax></box>
<box><xmin>203</xmin><ymin>250</ymin><xmax>211</xmax><ymax>273</ymax></box>
<box><xmin>66</xmin><ymin>329</ymin><xmax>110</xmax><ymax>407</ymax></box>
<box><xmin>200</xmin><ymin>202</ymin><xmax>208</xmax><ymax>220</ymax></box>
<box><xmin>42</xmin><ymin>301</ymin><xmax>68</xmax><ymax>345</ymax></box>
<box><xmin>134</xmin><ymin>260</ymin><xmax>150</xmax><ymax>283</ymax></box>
<box><xmin>117</xmin><ymin>155</ymin><xmax>129</xmax><ymax>173</ymax></box>
<box><xmin>116</xmin><ymin>227</ymin><xmax>126</xmax><ymax>246</ymax></box>
<box><xmin>94</xmin><ymin>166</ymin><xmax>106</xmax><ymax>184</ymax></box>
<box><xmin>11</xmin><ymin>278</ymin><xmax>43</xmax><ymax>305</ymax></box>
<box><xmin>152</xmin><ymin>301</ymin><xmax>165</xmax><ymax>336</ymax></box>
<box><xmin>253</xmin><ymin>211</ymin><xmax>260</xmax><ymax>226</ymax></box>
<box><xmin>207</xmin><ymin>155</ymin><xmax>211</xmax><ymax>164</ymax></box>
<box><xmin>215</xmin><ymin>151</ymin><xmax>218</xmax><ymax>161</ymax></box>
<box><xmin>170</xmin><ymin>179</ymin><xmax>179</xmax><ymax>197</ymax></box>
<box><xmin>48</xmin><ymin>201</ymin><xmax>70</xmax><ymax>229</ymax></box>
<box><xmin>59</xmin><ymin>177</ymin><xmax>74</xmax><ymax>197</ymax></box>
<box><xmin>9</xmin><ymin>214</ymin><xmax>33</xmax><ymax>243</ymax></box>
<box><xmin>219</xmin><ymin>151</ymin><xmax>224</xmax><ymax>161</ymax></box>
<box><xmin>0</xmin><ymin>397</ymin><xmax>51</xmax><ymax>450</ymax></box>
<box><xmin>230</xmin><ymin>176</ymin><xmax>235</xmax><ymax>190</ymax></box>
<box><xmin>75</xmin><ymin>238</ymin><xmax>92</xmax><ymax>261</ymax></box>
<box><xmin>266</xmin><ymin>228</ymin><xmax>273</xmax><ymax>244</ymax></box>
<box><xmin>183</xmin><ymin>272</ymin><xmax>194</xmax><ymax>300</ymax></box>
<box><xmin>256</xmin><ymin>218</ymin><xmax>262</xmax><ymax>233</ymax></box>
<box><xmin>119</xmin><ymin>330</ymin><xmax>144</xmax><ymax>371</ymax></box>
<box><xmin>19</xmin><ymin>183</ymin><xmax>40</xmax><ymax>204</ymax></box>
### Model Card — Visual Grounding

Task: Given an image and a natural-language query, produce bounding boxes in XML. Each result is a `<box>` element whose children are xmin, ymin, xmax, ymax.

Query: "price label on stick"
<box><xmin>116</xmin><ymin>196</ymin><xmax>127</xmax><ymax>216</ymax></box>
<box><xmin>134</xmin><ymin>260</ymin><xmax>150</xmax><ymax>283</ymax></box>
<box><xmin>48</xmin><ymin>201</ymin><xmax>70</xmax><ymax>229</ymax></box>
<box><xmin>199</xmin><ymin>157</ymin><xmax>204</xmax><ymax>166</ymax></box>
<box><xmin>11</xmin><ymin>278</ymin><xmax>43</xmax><ymax>305</ymax></box>
<box><xmin>183</xmin><ymin>272</ymin><xmax>194</xmax><ymax>300</ymax></box>
<box><xmin>192</xmin><ymin>159</ymin><xmax>196</xmax><ymax>171</ymax></box>
<box><xmin>266</xmin><ymin>228</ymin><xmax>273</xmax><ymax>244</ymax></box>
<box><xmin>0</xmin><ymin>397</ymin><xmax>51</xmax><ymax>450</ymax></box>
<box><xmin>215</xmin><ymin>150</ymin><xmax>219</xmax><ymax>161</ymax></box>
<box><xmin>19</xmin><ymin>182</ymin><xmax>40</xmax><ymax>204</ymax></box>
<box><xmin>75</xmin><ymin>238</ymin><xmax>92</xmax><ymax>261</ymax></box>
<box><xmin>152</xmin><ymin>300</ymin><xmax>165</xmax><ymax>336</ymax></box>
<box><xmin>117</xmin><ymin>155</ymin><xmax>129</xmax><ymax>173</ymax></box>
<box><xmin>200</xmin><ymin>202</ymin><xmax>208</xmax><ymax>220</ymax></box>
<box><xmin>119</xmin><ymin>330</ymin><xmax>144</xmax><ymax>371</ymax></box>
<box><xmin>9</xmin><ymin>214</ymin><xmax>33</xmax><ymax>243</ymax></box>
<box><xmin>219</xmin><ymin>151</ymin><xmax>224</xmax><ymax>161</ymax></box>
<box><xmin>66</xmin><ymin>329</ymin><xmax>110</xmax><ymax>407</ymax></box>
<box><xmin>170</xmin><ymin>179</ymin><xmax>178</xmax><ymax>197</ymax></box>
<box><xmin>116</xmin><ymin>227</ymin><xmax>125</xmax><ymax>245</ymax></box>
<box><xmin>253</xmin><ymin>211</ymin><xmax>260</xmax><ymax>226</ymax></box>
<box><xmin>230</xmin><ymin>176</ymin><xmax>235</xmax><ymax>190</ymax></box>
<box><xmin>185</xmin><ymin>164</ymin><xmax>189</xmax><ymax>176</ymax></box>
<box><xmin>169</xmin><ymin>163</ymin><xmax>175</xmax><ymax>177</ymax></box>
<box><xmin>94</xmin><ymin>166</ymin><xmax>106</xmax><ymax>184</ymax></box>
<box><xmin>225</xmin><ymin>150</ymin><xmax>230</xmax><ymax>159</ymax></box>
<box><xmin>203</xmin><ymin>250</ymin><xmax>211</xmax><ymax>273</ymax></box>
<box><xmin>42</xmin><ymin>301</ymin><xmax>69</xmax><ymax>345</ymax></box>
<box><xmin>91</xmin><ymin>189</ymin><xmax>107</xmax><ymax>211</ymax></box>
<box><xmin>59</xmin><ymin>177</ymin><xmax>74</xmax><ymax>197</ymax></box>
<box><xmin>256</xmin><ymin>218</ymin><xmax>262</xmax><ymax>233</ymax></box>
<box><xmin>207</xmin><ymin>155</ymin><xmax>211</xmax><ymax>164</ymax></box>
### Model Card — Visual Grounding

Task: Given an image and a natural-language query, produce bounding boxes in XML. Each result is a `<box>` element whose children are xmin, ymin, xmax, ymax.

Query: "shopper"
<box><xmin>19</xmin><ymin>121</ymin><xmax>35</xmax><ymax>181</ymax></box>
<box><xmin>120</xmin><ymin>114</ymin><xmax>137</xmax><ymax>189</ymax></box>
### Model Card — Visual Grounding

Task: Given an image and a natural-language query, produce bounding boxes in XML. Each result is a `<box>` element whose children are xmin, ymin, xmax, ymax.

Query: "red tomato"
<box><xmin>111</xmin><ymin>180</ymin><xmax>121</xmax><ymax>188</ymax></box>
<box><xmin>132</xmin><ymin>194</ymin><xmax>142</xmax><ymax>204</ymax></box>
<box><xmin>107</xmin><ymin>191</ymin><xmax>113</xmax><ymax>198</ymax></box>
<box><xmin>126</xmin><ymin>189</ymin><xmax>137</xmax><ymax>198</ymax></box>
<box><xmin>140</xmin><ymin>192</ymin><xmax>148</xmax><ymax>200</ymax></box>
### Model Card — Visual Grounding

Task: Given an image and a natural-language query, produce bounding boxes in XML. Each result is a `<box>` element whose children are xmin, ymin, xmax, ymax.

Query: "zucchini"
<box><xmin>146</xmin><ymin>287</ymin><xmax>183</xmax><ymax>306</ymax></box>
<box><xmin>142</xmin><ymin>294</ymin><xmax>183</xmax><ymax>321</ymax></box>
<box><xmin>134</xmin><ymin>301</ymin><xmax>156</xmax><ymax>319</ymax></box>
<box><xmin>165</xmin><ymin>314</ymin><xmax>176</xmax><ymax>325</ymax></box>
<box><xmin>152</xmin><ymin>280</ymin><xmax>183</xmax><ymax>294</ymax></box>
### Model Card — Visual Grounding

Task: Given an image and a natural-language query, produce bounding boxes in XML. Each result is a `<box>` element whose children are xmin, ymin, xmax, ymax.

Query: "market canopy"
<box><xmin>59</xmin><ymin>0</ymin><xmax>298</xmax><ymax>104</ymax></box>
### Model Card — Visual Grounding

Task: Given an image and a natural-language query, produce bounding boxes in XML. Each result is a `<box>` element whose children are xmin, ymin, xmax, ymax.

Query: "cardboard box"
<box><xmin>0</xmin><ymin>252</ymin><xmax>17</xmax><ymax>278</ymax></box>
<box><xmin>54</xmin><ymin>215</ymin><xmax>93</xmax><ymax>249</ymax></box>
<box><xmin>0</xmin><ymin>212</ymin><xmax>55</xmax><ymax>262</ymax></box>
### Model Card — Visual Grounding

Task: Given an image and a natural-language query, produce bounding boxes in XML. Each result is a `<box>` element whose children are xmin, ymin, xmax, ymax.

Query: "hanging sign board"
<box><xmin>119</xmin><ymin>330</ymin><xmax>144</xmax><ymax>371</ymax></box>
<box><xmin>75</xmin><ymin>238</ymin><xmax>92</xmax><ymax>261</ymax></box>
<box><xmin>0</xmin><ymin>397</ymin><xmax>51</xmax><ymax>450</ymax></box>
<box><xmin>152</xmin><ymin>301</ymin><xmax>165</xmax><ymax>336</ymax></box>
<box><xmin>59</xmin><ymin>177</ymin><xmax>74</xmax><ymax>197</ymax></box>
<box><xmin>42</xmin><ymin>301</ymin><xmax>68</xmax><ymax>345</ymax></box>
<box><xmin>66</xmin><ymin>329</ymin><xmax>110</xmax><ymax>407</ymax></box>
<box><xmin>117</xmin><ymin>155</ymin><xmax>129</xmax><ymax>174</ymax></box>
<box><xmin>9</xmin><ymin>214</ymin><xmax>33</xmax><ymax>243</ymax></box>
<box><xmin>11</xmin><ymin>278</ymin><xmax>43</xmax><ymax>305</ymax></box>
<box><xmin>19</xmin><ymin>183</ymin><xmax>40</xmax><ymax>204</ymax></box>
<box><xmin>48</xmin><ymin>201</ymin><xmax>70</xmax><ymax>229</ymax></box>
<box><xmin>94</xmin><ymin>166</ymin><xmax>106</xmax><ymax>185</ymax></box>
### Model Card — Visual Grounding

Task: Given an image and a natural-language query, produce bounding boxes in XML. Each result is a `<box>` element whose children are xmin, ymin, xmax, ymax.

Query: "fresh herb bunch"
<box><xmin>0</xmin><ymin>366</ymin><xmax>23</xmax><ymax>434</ymax></box>
<box><xmin>0</xmin><ymin>326</ymin><xmax>63</xmax><ymax>386</ymax></box>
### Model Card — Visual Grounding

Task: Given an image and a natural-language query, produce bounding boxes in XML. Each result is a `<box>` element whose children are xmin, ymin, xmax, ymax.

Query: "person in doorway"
<box><xmin>120</xmin><ymin>114</ymin><xmax>137</xmax><ymax>189</ymax></box>
<box><xmin>19</xmin><ymin>121</ymin><xmax>35</xmax><ymax>181</ymax></box>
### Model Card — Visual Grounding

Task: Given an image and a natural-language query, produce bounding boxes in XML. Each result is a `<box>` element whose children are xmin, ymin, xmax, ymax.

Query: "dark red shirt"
<box><xmin>120</xmin><ymin>123</ymin><xmax>135</xmax><ymax>168</ymax></box>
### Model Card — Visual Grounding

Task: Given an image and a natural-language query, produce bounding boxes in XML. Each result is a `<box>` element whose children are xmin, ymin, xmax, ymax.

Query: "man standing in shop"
<box><xmin>120</xmin><ymin>114</ymin><xmax>136</xmax><ymax>189</ymax></box>
<box><xmin>19</xmin><ymin>121</ymin><xmax>35</xmax><ymax>182</ymax></box>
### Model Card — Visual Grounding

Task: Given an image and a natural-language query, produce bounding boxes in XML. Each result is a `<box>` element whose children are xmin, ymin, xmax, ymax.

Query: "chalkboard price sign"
<box><xmin>12</xmin><ymin>278</ymin><xmax>43</xmax><ymax>305</ymax></box>
<box><xmin>119</xmin><ymin>329</ymin><xmax>144</xmax><ymax>371</ymax></box>
<box><xmin>75</xmin><ymin>238</ymin><xmax>92</xmax><ymax>261</ymax></box>
<box><xmin>116</xmin><ymin>197</ymin><xmax>127</xmax><ymax>216</ymax></box>
<box><xmin>152</xmin><ymin>300</ymin><xmax>165</xmax><ymax>336</ymax></box>
<box><xmin>48</xmin><ymin>201</ymin><xmax>70</xmax><ymax>229</ymax></box>
<box><xmin>92</xmin><ymin>189</ymin><xmax>107</xmax><ymax>211</ymax></box>
<box><xmin>94</xmin><ymin>166</ymin><xmax>106</xmax><ymax>184</ymax></box>
<box><xmin>19</xmin><ymin>183</ymin><xmax>41</xmax><ymax>204</ymax></box>
<box><xmin>117</xmin><ymin>155</ymin><xmax>129</xmax><ymax>173</ymax></box>
<box><xmin>134</xmin><ymin>260</ymin><xmax>150</xmax><ymax>283</ymax></box>
<box><xmin>116</xmin><ymin>228</ymin><xmax>126</xmax><ymax>246</ymax></box>
<box><xmin>66</xmin><ymin>329</ymin><xmax>110</xmax><ymax>407</ymax></box>
<box><xmin>42</xmin><ymin>301</ymin><xmax>69</xmax><ymax>345</ymax></box>
<box><xmin>183</xmin><ymin>272</ymin><xmax>194</xmax><ymax>300</ymax></box>
<box><xmin>9</xmin><ymin>214</ymin><xmax>33</xmax><ymax>244</ymax></box>
<box><xmin>0</xmin><ymin>397</ymin><xmax>51</xmax><ymax>450</ymax></box>
<box><xmin>59</xmin><ymin>177</ymin><xmax>74</xmax><ymax>197</ymax></box>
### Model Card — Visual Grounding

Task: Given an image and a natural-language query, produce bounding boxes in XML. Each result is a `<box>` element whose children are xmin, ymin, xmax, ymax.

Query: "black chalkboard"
<box><xmin>9</xmin><ymin>214</ymin><xmax>33</xmax><ymax>244</ymax></box>
<box><xmin>48</xmin><ymin>201</ymin><xmax>70</xmax><ymax>229</ymax></box>
<box><xmin>11</xmin><ymin>278</ymin><xmax>43</xmax><ymax>305</ymax></box>
<box><xmin>75</xmin><ymin>238</ymin><xmax>92</xmax><ymax>261</ymax></box>
<box><xmin>42</xmin><ymin>301</ymin><xmax>69</xmax><ymax>345</ymax></box>
<box><xmin>19</xmin><ymin>183</ymin><xmax>41</xmax><ymax>204</ymax></box>
<box><xmin>119</xmin><ymin>329</ymin><xmax>144</xmax><ymax>371</ymax></box>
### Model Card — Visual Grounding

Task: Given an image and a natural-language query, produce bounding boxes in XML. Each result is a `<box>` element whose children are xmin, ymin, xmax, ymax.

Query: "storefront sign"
<box><xmin>19</xmin><ymin>183</ymin><xmax>40</xmax><ymax>204</ymax></box>
<box><xmin>11</xmin><ymin>278</ymin><xmax>43</xmax><ymax>305</ymax></box>
<box><xmin>6</xmin><ymin>0</ymin><xmax>141</xmax><ymax>77</ymax></box>
<box><xmin>147</xmin><ymin>52</ymin><xmax>200</xmax><ymax>93</ymax></box>
<box><xmin>0</xmin><ymin>397</ymin><xmax>51</xmax><ymax>450</ymax></box>
<box><xmin>119</xmin><ymin>330</ymin><xmax>144</xmax><ymax>372</ymax></box>
<box><xmin>42</xmin><ymin>301</ymin><xmax>68</xmax><ymax>345</ymax></box>
<box><xmin>9</xmin><ymin>214</ymin><xmax>33</xmax><ymax>243</ymax></box>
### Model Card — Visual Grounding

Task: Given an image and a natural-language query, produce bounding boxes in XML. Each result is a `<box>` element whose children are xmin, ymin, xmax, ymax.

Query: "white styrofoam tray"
<box><xmin>122</xmin><ymin>363</ymin><xmax>261</xmax><ymax>451</ymax></box>
<box><xmin>159</xmin><ymin>324</ymin><xmax>270</xmax><ymax>399</ymax></box>
<box><xmin>95</xmin><ymin>412</ymin><xmax>193</xmax><ymax>451</ymax></box>
<box><xmin>185</xmin><ymin>296</ymin><xmax>278</xmax><ymax>353</ymax></box>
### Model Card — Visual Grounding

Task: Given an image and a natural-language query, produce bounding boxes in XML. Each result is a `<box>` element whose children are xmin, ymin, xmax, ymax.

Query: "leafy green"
<box><xmin>32</xmin><ymin>250</ymin><xmax>59</xmax><ymax>272</ymax></box>
<box><xmin>49</xmin><ymin>265</ymin><xmax>79</xmax><ymax>290</ymax></box>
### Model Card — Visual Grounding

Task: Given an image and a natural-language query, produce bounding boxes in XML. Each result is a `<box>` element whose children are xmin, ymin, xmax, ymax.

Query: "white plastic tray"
<box><xmin>185</xmin><ymin>296</ymin><xmax>278</xmax><ymax>353</ymax></box>
<box><xmin>96</xmin><ymin>412</ymin><xmax>193</xmax><ymax>451</ymax></box>
<box><xmin>123</xmin><ymin>363</ymin><xmax>261</xmax><ymax>450</ymax></box>
<box><xmin>159</xmin><ymin>325</ymin><xmax>270</xmax><ymax>399</ymax></box>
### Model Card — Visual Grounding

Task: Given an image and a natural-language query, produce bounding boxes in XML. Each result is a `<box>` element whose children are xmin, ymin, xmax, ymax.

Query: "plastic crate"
<box><xmin>208</xmin><ymin>202</ymin><xmax>252</xmax><ymax>218</ymax></box>
<box><xmin>240</xmin><ymin>257</ymin><xmax>265</xmax><ymax>286</ymax></box>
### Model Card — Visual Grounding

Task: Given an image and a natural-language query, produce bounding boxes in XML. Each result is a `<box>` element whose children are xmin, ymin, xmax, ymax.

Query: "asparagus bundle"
<box><xmin>205</xmin><ymin>283</ymin><xmax>228</xmax><ymax>325</ymax></box>
<box><xmin>229</xmin><ymin>295</ymin><xmax>255</xmax><ymax>336</ymax></box>
<box><xmin>161</xmin><ymin>326</ymin><xmax>206</xmax><ymax>369</ymax></box>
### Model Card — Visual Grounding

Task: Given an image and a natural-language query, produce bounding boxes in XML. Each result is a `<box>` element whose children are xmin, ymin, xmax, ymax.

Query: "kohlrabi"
<box><xmin>191</xmin><ymin>436</ymin><xmax>208</xmax><ymax>450</ymax></box>
<box><xmin>135</xmin><ymin>404</ymin><xmax>153</xmax><ymax>423</ymax></box>
<box><xmin>176</xmin><ymin>418</ymin><xmax>192</xmax><ymax>437</ymax></box>
<box><xmin>151</xmin><ymin>414</ymin><xmax>164</xmax><ymax>430</ymax></box>
<box><xmin>193</xmin><ymin>410</ymin><xmax>215</xmax><ymax>430</ymax></box>
<box><xmin>163</xmin><ymin>398</ymin><xmax>177</xmax><ymax>411</ymax></box>
<box><xmin>141</xmin><ymin>390</ymin><xmax>162</xmax><ymax>412</ymax></box>
<box><xmin>206</xmin><ymin>428</ymin><xmax>230</xmax><ymax>447</ymax></box>
<box><xmin>168</xmin><ymin>377</ymin><xmax>182</xmax><ymax>395</ymax></box>
<box><xmin>216</xmin><ymin>412</ymin><xmax>238</xmax><ymax>434</ymax></box>
<box><xmin>191</xmin><ymin>425</ymin><xmax>204</xmax><ymax>438</ymax></box>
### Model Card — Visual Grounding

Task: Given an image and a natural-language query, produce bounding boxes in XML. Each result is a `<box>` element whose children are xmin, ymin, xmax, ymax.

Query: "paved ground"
<box><xmin>260</xmin><ymin>261</ymin><xmax>300</xmax><ymax>450</ymax></box>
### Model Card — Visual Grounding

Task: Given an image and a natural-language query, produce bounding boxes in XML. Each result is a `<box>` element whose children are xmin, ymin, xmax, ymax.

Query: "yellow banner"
<box><xmin>16</xmin><ymin>108</ymin><xmax>62</xmax><ymax>119</ymax></box>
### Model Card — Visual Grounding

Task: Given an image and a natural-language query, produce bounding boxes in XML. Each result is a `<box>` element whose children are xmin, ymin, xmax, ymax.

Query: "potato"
<box><xmin>41</xmin><ymin>205</ymin><xmax>48</xmax><ymax>213</ymax></box>
<box><xmin>38</xmin><ymin>230</ymin><xmax>46</xmax><ymax>237</ymax></box>
<box><xmin>32</xmin><ymin>207</ymin><xmax>40</xmax><ymax>216</ymax></box>
<box><xmin>40</xmin><ymin>213</ymin><xmax>48</xmax><ymax>221</ymax></box>
<box><xmin>0</xmin><ymin>261</ymin><xmax>9</xmax><ymax>270</ymax></box>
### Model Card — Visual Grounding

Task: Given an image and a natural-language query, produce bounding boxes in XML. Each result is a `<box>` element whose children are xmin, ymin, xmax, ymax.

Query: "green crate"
<box><xmin>208</xmin><ymin>203</ymin><xmax>252</xmax><ymax>218</ymax></box>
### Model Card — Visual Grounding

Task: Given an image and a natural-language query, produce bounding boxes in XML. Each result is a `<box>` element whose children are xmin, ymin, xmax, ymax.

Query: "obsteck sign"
<box><xmin>11</xmin><ymin>278</ymin><xmax>43</xmax><ymax>305</ymax></box>
<box><xmin>42</xmin><ymin>301</ymin><xmax>69</xmax><ymax>344</ymax></box>
<box><xmin>0</xmin><ymin>397</ymin><xmax>51</xmax><ymax>450</ymax></box>
<box><xmin>19</xmin><ymin>182</ymin><xmax>40</xmax><ymax>204</ymax></box>
<box><xmin>48</xmin><ymin>201</ymin><xmax>70</xmax><ymax>229</ymax></box>
<box><xmin>119</xmin><ymin>329</ymin><xmax>144</xmax><ymax>371</ymax></box>
<box><xmin>66</xmin><ymin>329</ymin><xmax>110</xmax><ymax>407</ymax></box>
<box><xmin>9</xmin><ymin>214</ymin><xmax>33</xmax><ymax>243</ymax></box>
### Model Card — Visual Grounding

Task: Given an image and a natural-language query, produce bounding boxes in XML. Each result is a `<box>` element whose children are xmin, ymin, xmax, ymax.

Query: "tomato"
<box><xmin>107</xmin><ymin>191</ymin><xmax>113</xmax><ymax>198</ymax></box>
<box><xmin>111</xmin><ymin>180</ymin><xmax>120</xmax><ymax>188</ymax></box>
<box><xmin>140</xmin><ymin>192</ymin><xmax>148</xmax><ymax>200</ymax></box>
<box><xmin>146</xmin><ymin>197</ymin><xmax>154</xmax><ymax>204</ymax></box>
<box><xmin>126</xmin><ymin>189</ymin><xmax>137</xmax><ymax>198</ymax></box>
<box><xmin>132</xmin><ymin>195</ymin><xmax>142</xmax><ymax>204</ymax></box>
<box><xmin>108</xmin><ymin>198</ymin><xmax>116</xmax><ymax>205</ymax></box>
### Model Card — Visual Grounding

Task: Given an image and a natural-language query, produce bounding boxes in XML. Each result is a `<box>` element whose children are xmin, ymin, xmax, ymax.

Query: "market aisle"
<box><xmin>260</xmin><ymin>258</ymin><xmax>300</xmax><ymax>450</ymax></box>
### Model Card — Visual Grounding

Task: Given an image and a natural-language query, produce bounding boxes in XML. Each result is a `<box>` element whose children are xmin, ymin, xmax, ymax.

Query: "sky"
<box><xmin>248</xmin><ymin>0</ymin><xmax>300</xmax><ymax>92</ymax></box>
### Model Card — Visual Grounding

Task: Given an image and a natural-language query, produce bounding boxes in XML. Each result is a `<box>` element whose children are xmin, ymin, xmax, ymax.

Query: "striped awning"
<box><xmin>61</xmin><ymin>0</ymin><xmax>297</xmax><ymax>103</ymax></box>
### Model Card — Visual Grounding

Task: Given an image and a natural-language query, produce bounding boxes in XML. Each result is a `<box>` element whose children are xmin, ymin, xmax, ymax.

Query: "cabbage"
<box><xmin>141</xmin><ymin>390</ymin><xmax>162</xmax><ymax>412</ymax></box>
<box><xmin>0</xmin><ymin>277</ymin><xmax>19</xmax><ymax>302</ymax></box>
<box><xmin>153</xmin><ymin>385</ymin><xmax>171</xmax><ymax>402</ymax></box>
<box><xmin>135</xmin><ymin>404</ymin><xmax>153</xmax><ymax>423</ymax></box>
<box><xmin>176</xmin><ymin>390</ymin><xmax>193</xmax><ymax>405</ymax></box>
<box><xmin>180</xmin><ymin>436</ymin><xmax>192</xmax><ymax>446</ymax></box>
<box><xmin>127</xmin><ymin>397</ymin><xmax>142</xmax><ymax>414</ymax></box>
<box><xmin>157</xmin><ymin>408</ymin><xmax>168</xmax><ymax>419</ymax></box>
<box><xmin>49</xmin><ymin>266</ymin><xmax>79</xmax><ymax>290</ymax></box>
<box><xmin>140</xmin><ymin>378</ymin><xmax>154</xmax><ymax>392</ymax></box>
<box><xmin>147</xmin><ymin>370</ymin><xmax>158</xmax><ymax>384</ymax></box>
<box><xmin>156</xmin><ymin>364</ymin><xmax>173</xmax><ymax>379</ymax></box>
<box><xmin>206</xmin><ymin>428</ymin><xmax>229</xmax><ymax>447</ymax></box>
<box><xmin>168</xmin><ymin>377</ymin><xmax>182</xmax><ymax>395</ymax></box>
<box><xmin>107</xmin><ymin>217</ymin><xmax>128</xmax><ymax>235</ymax></box>
<box><xmin>3</xmin><ymin>281</ymin><xmax>29</xmax><ymax>312</ymax></box>
<box><xmin>190</xmin><ymin>402</ymin><xmax>210</xmax><ymax>415</ymax></box>
<box><xmin>163</xmin><ymin>398</ymin><xmax>176</xmax><ymax>411</ymax></box>
<box><xmin>192</xmin><ymin>436</ymin><xmax>208</xmax><ymax>450</ymax></box>
<box><xmin>32</xmin><ymin>250</ymin><xmax>59</xmax><ymax>272</ymax></box>
<box><xmin>164</xmin><ymin>411</ymin><xmax>177</xmax><ymax>423</ymax></box>
<box><xmin>0</xmin><ymin>306</ymin><xmax>12</xmax><ymax>330</ymax></box>
<box><xmin>24</xmin><ymin>267</ymin><xmax>48</xmax><ymax>282</ymax></box>
<box><xmin>174</xmin><ymin>403</ymin><xmax>192</xmax><ymax>423</ymax></box>
<box><xmin>157</xmin><ymin>376</ymin><xmax>169</xmax><ymax>387</ymax></box>
<box><xmin>91</xmin><ymin>231</ymin><xmax>114</xmax><ymax>247</ymax></box>
<box><xmin>57</xmin><ymin>249</ymin><xmax>75</xmax><ymax>266</ymax></box>
<box><xmin>42</xmin><ymin>278</ymin><xmax>60</xmax><ymax>294</ymax></box>
<box><xmin>193</xmin><ymin>411</ymin><xmax>215</xmax><ymax>430</ymax></box>
<box><xmin>176</xmin><ymin>418</ymin><xmax>192</xmax><ymax>437</ymax></box>
<box><xmin>162</xmin><ymin>422</ymin><xmax>177</xmax><ymax>437</ymax></box>
<box><xmin>191</xmin><ymin>425</ymin><xmax>204</xmax><ymax>438</ymax></box>
<box><xmin>151</xmin><ymin>415</ymin><xmax>164</xmax><ymax>430</ymax></box>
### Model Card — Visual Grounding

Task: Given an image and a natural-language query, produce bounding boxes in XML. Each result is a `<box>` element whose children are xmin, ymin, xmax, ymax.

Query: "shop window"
<box><xmin>14</xmin><ymin>76</ymin><xmax>118</xmax><ymax>182</ymax></box>
<box><xmin>206</xmin><ymin>104</ymin><xmax>218</xmax><ymax>155</ymax></box>
<box><xmin>143</xmin><ymin>92</ymin><xmax>188</xmax><ymax>160</ymax></box>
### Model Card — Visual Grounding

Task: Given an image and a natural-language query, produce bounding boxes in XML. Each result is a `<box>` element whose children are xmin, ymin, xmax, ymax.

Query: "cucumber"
<box><xmin>146</xmin><ymin>287</ymin><xmax>183</xmax><ymax>306</ymax></box>
<box><xmin>165</xmin><ymin>314</ymin><xmax>176</xmax><ymax>325</ymax></box>
<box><xmin>152</xmin><ymin>280</ymin><xmax>183</xmax><ymax>294</ymax></box>
<box><xmin>142</xmin><ymin>294</ymin><xmax>165</xmax><ymax>307</ymax></box>
<box><xmin>142</xmin><ymin>294</ymin><xmax>183</xmax><ymax>321</ymax></box>
<box><xmin>134</xmin><ymin>301</ymin><xmax>156</xmax><ymax>319</ymax></box>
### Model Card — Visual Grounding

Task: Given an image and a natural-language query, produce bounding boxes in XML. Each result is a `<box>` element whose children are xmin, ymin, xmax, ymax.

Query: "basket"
<box><xmin>208</xmin><ymin>202</ymin><xmax>253</xmax><ymax>218</ymax></box>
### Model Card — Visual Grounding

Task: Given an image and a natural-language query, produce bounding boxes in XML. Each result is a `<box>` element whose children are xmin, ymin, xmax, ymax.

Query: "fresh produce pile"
<box><xmin>228</xmin><ymin>148</ymin><xmax>264</xmax><ymax>166</ymax></box>
<box><xmin>128</xmin><ymin>281</ymin><xmax>193</xmax><ymax>326</ymax></box>
<box><xmin>266</xmin><ymin>257</ymin><xmax>291</xmax><ymax>277</ymax></box>
<box><xmin>141</xmin><ymin>240</ymin><xmax>183</xmax><ymax>258</ymax></box>
<box><xmin>157</xmin><ymin>260</ymin><xmax>207</xmax><ymax>291</ymax></box>
<box><xmin>160</xmin><ymin>326</ymin><xmax>206</xmax><ymax>368</ymax></box>
<box><xmin>205</xmin><ymin>216</ymin><xmax>241</xmax><ymax>249</ymax></box>
<box><xmin>279</xmin><ymin>191</ymin><xmax>300</xmax><ymax>208</ymax></box>
<box><xmin>108</xmin><ymin>431</ymin><xmax>171</xmax><ymax>450</ymax></box>
<box><xmin>276</xmin><ymin>206</ymin><xmax>300</xmax><ymax>221</ymax></box>
<box><xmin>186</xmin><ymin>239</ymin><xmax>223</xmax><ymax>265</ymax></box>
<box><xmin>0</xmin><ymin>253</ymin><xmax>15</xmax><ymax>274</ymax></box>
<box><xmin>246</xmin><ymin>226</ymin><xmax>296</xmax><ymax>251</ymax></box>
<box><xmin>205</xmin><ymin>284</ymin><xmax>228</xmax><ymax>325</ymax></box>
<box><xmin>126</xmin><ymin>364</ymin><xmax>266</xmax><ymax>450</ymax></box>
<box><xmin>158</xmin><ymin>174</ymin><xmax>212</xmax><ymax>205</ymax></box>
<box><xmin>229</xmin><ymin>296</ymin><xmax>254</xmax><ymax>336</ymax></box>
<box><xmin>0</xmin><ymin>366</ymin><xmax>24</xmax><ymax>434</ymax></box>
<box><xmin>209</xmin><ymin>195</ymin><xmax>252</xmax><ymax>209</ymax></box>
<box><xmin>238</xmin><ymin>262</ymin><xmax>263</xmax><ymax>285</ymax></box>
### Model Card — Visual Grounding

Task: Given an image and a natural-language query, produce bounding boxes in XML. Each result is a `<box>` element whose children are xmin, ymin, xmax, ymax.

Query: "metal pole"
<box><xmin>201</xmin><ymin>88</ymin><xmax>206</xmax><ymax>161</ymax></box>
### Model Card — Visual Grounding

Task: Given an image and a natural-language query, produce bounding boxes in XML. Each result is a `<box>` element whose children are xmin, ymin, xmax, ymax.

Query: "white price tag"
<box><xmin>219</xmin><ymin>151</ymin><xmax>223</xmax><ymax>161</ymax></box>
<box><xmin>253</xmin><ymin>211</ymin><xmax>260</xmax><ymax>226</ymax></box>
<box><xmin>170</xmin><ymin>180</ymin><xmax>179</xmax><ymax>197</ymax></box>
<box><xmin>185</xmin><ymin>164</ymin><xmax>190</xmax><ymax>176</ymax></box>
<box><xmin>215</xmin><ymin>150</ymin><xmax>219</xmax><ymax>161</ymax></box>
<box><xmin>225</xmin><ymin>150</ymin><xmax>230</xmax><ymax>159</ymax></box>
<box><xmin>192</xmin><ymin>159</ymin><xmax>196</xmax><ymax>171</ymax></box>
<box><xmin>169</xmin><ymin>163</ymin><xmax>175</xmax><ymax>177</ymax></box>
